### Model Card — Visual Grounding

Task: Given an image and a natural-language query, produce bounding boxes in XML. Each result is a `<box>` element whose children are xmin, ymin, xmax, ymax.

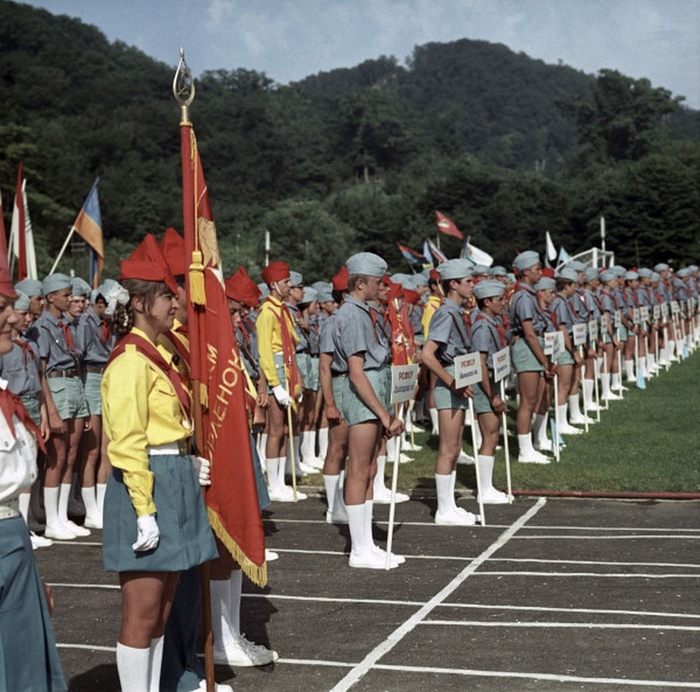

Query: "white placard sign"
<box><xmin>671</xmin><ymin>300</ymin><xmax>680</xmax><ymax>315</ymax></box>
<box><xmin>614</xmin><ymin>310</ymin><xmax>622</xmax><ymax>328</ymax></box>
<box><xmin>661</xmin><ymin>303</ymin><xmax>669</xmax><ymax>320</ymax></box>
<box><xmin>573</xmin><ymin>323</ymin><xmax>588</xmax><ymax>347</ymax></box>
<box><xmin>588</xmin><ymin>319</ymin><xmax>598</xmax><ymax>342</ymax></box>
<box><xmin>453</xmin><ymin>353</ymin><xmax>482</xmax><ymax>389</ymax></box>
<box><xmin>653</xmin><ymin>305</ymin><xmax>660</xmax><ymax>321</ymax></box>
<box><xmin>640</xmin><ymin>306</ymin><xmax>650</xmax><ymax>322</ymax></box>
<box><xmin>493</xmin><ymin>347</ymin><xmax>511</xmax><ymax>382</ymax></box>
<box><xmin>390</xmin><ymin>364</ymin><xmax>419</xmax><ymax>404</ymax></box>
<box><xmin>632</xmin><ymin>307</ymin><xmax>640</xmax><ymax>324</ymax></box>
<box><xmin>544</xmin><ymin>332</ymin><xmax>564</xmax><ymax>359</ymax></box>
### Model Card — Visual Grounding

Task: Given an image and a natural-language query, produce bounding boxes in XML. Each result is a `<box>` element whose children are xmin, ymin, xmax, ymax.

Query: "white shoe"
<box><xmin>44</xmin><ymin>522</ymin><xmax>77</xmax><ymax>540</ymax></box>
<box><xmin>372</xmin><ymin>545</ymin><xmax>405</xmax><ymax>565</ymax></box>
<box><xmin>435</xmin><ymin>508</ymin><xmax>477</xmax><ymax>526</ymax></box>
<box><xmin>479</xmin><ymin>489</ymin><xmax>510</xmax><ymax>505</ymax></box>
<box><xmin>307</xmin><ymin>456</ymin><xmax>325</xmax><ymax>470</ymax></box>
<box><xmin>570</xmin><ymin>413</ymin><xmax>596</xmax><ymax>425</ymax></box>
<box><xmin>195</xmin><ymin>680</ymin><xmax>233</xmax><ymax>692</ymax></box>
<box><xmin>298</xmin><ymin>462</ymin><xmax>318</xmax><ymax>475</ymax></box>
<box><xmin>349</xmin><ymin>549</ymin><xmax>399</xmax><ymax>569</ymax></box>
<box><xmin>406</xmin><ymin>422</ymin><xmax>425</xmax><ymax>434</ymax></box>
<box><xmin>372</xmin><ymin>487</ymin><xmax>410</xmax><ymax>504</ymax></box>
<box><xmin>64</xmin><ymin>519</ymin><xmax>91</xmax><ymax>537</ymax></box>
<box><xmin>611</xmin><ymin>383</ymin><xmax>629</xmax><ymax>392</ymax></box>
<box><xmin>325</xmin><ymin>507</ymin><xmax>349</xmax><ymax>524</ymax></box>
<box><xmin>404</xmin><ymin>442</ymin><xmax>423</xmax><ymax>452</ymax></box>
<box><xmin>213</xmin><ymin>634</ymin><xmax>278</xmax><ymax>667</ymax></box>
<box><xmin>585</xmin><ymin>402</ymin><xmax>603</xmax><ymax>412</ymax></box>
<box><xmin>84</xmin><ymin>514</ymin><xmax>103</xmax><ymax>530</ymax></box>
<box><xmin>558</xmin><ymin>423</ymin><xmax>583</xmax><ymax>435</ymax></box>
<box><xmin>603</xmin><ymin>391</ymin><xmax>623</xmax><ymax>401</ymax></box>
<box><xmin>518</xmin><ymin>450</ymin><xmax>551</xmax><ymax>464</ymax></box>
<box><xmin>268</xmin><ymin>487</ymin><xmax>307</xmax><ymax>502</ymax></box>
<box><xmin>457</xmin><ymin>450</ymin><xmax>475</xmax><ymax>465</ymax></box>
<box><xmin>30</xmin><ymin>532</ymin><xmax>53</xmax><ymax>549</ymax></box>
<box><xmin>534</xmin><ymin>439</ymin><xmax>553</xmax><ymax>453</ymax></box>
<box><xmin>265</xmin><ymin>549</ymin><xmax>279</xmax><ymax>562</ymax></box>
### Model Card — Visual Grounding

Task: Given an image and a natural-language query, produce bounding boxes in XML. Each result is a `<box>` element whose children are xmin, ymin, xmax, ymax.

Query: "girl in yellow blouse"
<box><xmin>101</xmin><ymin>235</ymin><xmax>217</xmax><ymax>692</ymax></box>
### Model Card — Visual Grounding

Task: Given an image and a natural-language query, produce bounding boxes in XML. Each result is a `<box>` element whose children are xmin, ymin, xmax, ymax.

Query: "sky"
<box><xmin>20</xmin><ymin>0</ymin><xmax>700</xmax><ymax>108</ymax></box>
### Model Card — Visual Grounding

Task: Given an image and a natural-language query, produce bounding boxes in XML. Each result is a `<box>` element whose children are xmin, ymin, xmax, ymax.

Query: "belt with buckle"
<box><xmin>86</xmin><ymin>365</ymin><xmax>105</xmax><ymax>374</ymax></box>
<box><xmin>147</xmin><ymin>440</ymin><xmax>190</xmax><ymax>456</ymax></box>
<box><xmin>330</xmin><ymin>370</ymin><xmax>346</xmax><ymax>378</ymax></box>
<box><xmin>48</xmin><ymin>369</ymin><xmax>77</xmax><ymax>379</ymax></box>
<box><xmin>0</xmin><ymin>505</ymin><xmax>19</xmax><ymax>521</ymax></box>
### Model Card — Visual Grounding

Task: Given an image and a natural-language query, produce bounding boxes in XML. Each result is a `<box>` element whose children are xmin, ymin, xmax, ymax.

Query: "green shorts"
<box><xmin>618</xmin><ymin>325</ymin><xmax>628</xmax><ymax>341</ymax></box>
<box><xmin>434</xmin><ymin>364</ymin><xmax>469</xmax><ymax>411</ymax></box>
<box><xmin>331</xmin><ymin>373</ymin><xmax>346</xmax><ymax>412</ymax></box>
<box><xmin>268</xmin><ymin>352</ymin><xmax>288</xmax><ymax>393</ymax></box>
<box><xmin>83</xmin><ymin>371</ymin><xmax>103</xmax><ymax>416</ymax></box>
<box><xmin>556</xmin><ymin>349</ymin><xmax>575</xmax><ymax>366</ymax></box>
<box><xmin>472</xmin><ymin>379</ymin><xmax>497</xmax><ymax>415</ymax></box>
<box><xmin>19</xmin><ymin>393</ymin><xmax>41</xmax><ymax>428</ymax></box>
<box><xmin>512</xmin><ymin>337</ymin><xmax>545</xmax><ymax>373</ymax></box>
<box><xmin>305</xmin><ymin>356</ymin><xmax>320</xmax><ymax>392</ymax></box>
<box><xmin>48</xmin><ymin>375</ymin><xmax>89</xmax><ymax>420</ymax></box>
<box><xmin>339</xmin><ymin>365</ymin><xmax>389</xmax><ymax>426</ymax></box>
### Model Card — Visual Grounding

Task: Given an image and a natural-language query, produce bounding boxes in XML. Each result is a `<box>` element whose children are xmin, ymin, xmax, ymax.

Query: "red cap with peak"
<box><xmin>121</xmin><ymin>234</ymin><xmax>179</xmax><ymax>295</ymax></box>
<box><xmin>331</xmin><ymin>266</ymin><xmax>349</xmax><ymax>292</ymax></box>
<box><xmin>260</xmin><ymin>261</ymin><xmax>290</xmax><ymax>286</ymax></box>
<box><xmin>160</xmin><ymin>227</ymin><xmax>186</xmax><ymax>277</ymax></box>
<box><xmin>225</xmin><ymin>267</ymin><xmax>262</xmax><ymax>308</ymax></box>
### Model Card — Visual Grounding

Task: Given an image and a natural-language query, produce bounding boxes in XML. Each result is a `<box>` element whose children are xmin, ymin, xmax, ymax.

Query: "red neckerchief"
<box><xmin>107</xmin><ymin>331</ymin><xmax>192</xmax><ymax>418</ymax></box>
<box><xmin>463</xmin><ymin>310</ymin><xmax>472</xmax><ymax>338</ymax></box>
<box><xmin>99</xmin><ymin>319</ymin><xmax>112</xmax><ymax>346</ymax></box>
<box><xmin>13</xmin><ymin>338</ymin><xmax>36</xmax><ymax>366</ymax></box>
<box><xmin>0</xmin><ymin>387</ymin><xmax>45</xmax><ymax>453</ymax></box>
<box><xmin>57</xmin><ymin>319</ymin><xmax>76</xmax><ymax>351</ymax></box>
<box><xmin>474</xmin><ymin>313</ymin><xmax>506</xmax><ymax>348</ymax></box>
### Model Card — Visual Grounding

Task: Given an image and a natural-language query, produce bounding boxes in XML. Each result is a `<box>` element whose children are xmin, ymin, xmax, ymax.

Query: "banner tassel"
<box><xmin>189</xmin><ymin>250</ymin><xmax>206</xmax><ymax>305</ymax></box>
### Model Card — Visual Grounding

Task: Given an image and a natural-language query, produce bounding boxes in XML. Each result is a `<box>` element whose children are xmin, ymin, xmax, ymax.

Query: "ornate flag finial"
<box><xmin>173</xmin><ymin>47</ymin><xmax>195</xmax><ymax>123</ymax></box>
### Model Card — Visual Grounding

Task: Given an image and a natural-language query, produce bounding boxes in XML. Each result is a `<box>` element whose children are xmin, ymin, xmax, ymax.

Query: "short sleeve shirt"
<box><xmin>332</xmin><ymin>296</ymin><xmax>389</xmax><ymax>372</ymax></box>
<box><xmin>509</xmin><ymin>283</ymin><xmax>547</xmax><ymax>336</ymax></box>
<box><xmin>471</xmin><ymin>313</ymin><xmax>506</xmax><ymax>370</ymax></box>
<box><xmin>0</xmin><ymin>338</ymin><xmax>42</xmax><ymax>397</ymax></box>
<box><xmin>27</xmin><ymin>311</ymin><xmax>79</xmax><ymax>374</ymax></box>
<box><xmin>427</xmin><ymin>298</ymin><xmax>471</xmax><ymax>365</ymax></box>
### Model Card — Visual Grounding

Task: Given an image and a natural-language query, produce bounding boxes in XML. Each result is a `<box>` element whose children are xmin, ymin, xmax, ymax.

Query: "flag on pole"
<box><xmin>0</xmin><ymin>188</ymin><xmax>7</xmax><ymax>261</ymax></box>
<box><xmin>9</xmin><ymin>164</ymin><xmax>37</xmax><ymax>280</ymax></box>
<box><xmin>435</xmin><ymin>210</ymin><xmax>464</xmax><ymax>239</ymax></box>
<box><xmin>558</xmin><ymin>246</ymin><xmax>571</xmax><ymax>264</ymax></box>
<box><xmin>545</xmin><ymin>231</ymin><xmax>557</xmax><ymax>264</ymax></box>
<box><xmin>71</xmin><ymin>178</ymin><xmax>104</xmax><ymax>288</ymax></box>
<box><xmin>180</xmin><ymin>122</ymin><xmax>267</xmax><ymax>586</ymax></box>
<box><xmin>461</xmin><ymin>237</ymin><xmax>494</xmax><ymax>266</ymax></box>
<box><xmin>426</xmin><ymin>237</ymin><xmax>448</xmax><ymax>263</ymax></box>
<box><xmin>396</xmin><ymin>242</ymin><xmax>425</xmax><ymax>266</ymax></box>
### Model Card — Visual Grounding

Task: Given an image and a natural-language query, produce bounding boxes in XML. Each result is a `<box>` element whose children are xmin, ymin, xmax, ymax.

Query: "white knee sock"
<box><xmin>96</xmin><ymin>483</ymin><xmax>107</xmax><ymax>514</ymax></box>
<box><xmin>266</xmin><ymin>458</ymin><xmax>281</xmax><ymax>492</ymax></box>
<box><xmin>116</xmin><ymin>642</ymin><xmax>150</xmax><ymax>692</ymax></box>
<box><xmin>44</xmin><ymin>486</ymin><xmax>61</xmax><ymax>528</ymax></box>
<box><xmin>624</xmin><ymin>360</ymin><xmax>635</xmax><ymax>381</ymax></box>
<box><xmin>323</xmin><ymin>474</ymin><xmax>340</xmax><ymax>513</ymax></box>
<box><xmin>148</xmin><ymin>636</ymin><xmax>164</xmax><ymax>692</ymax></box>
<box><xmin>556</xmin><ymin>404</ymin><xmax>570</xmax><ymax>427</ymax></box>
<box><xmin>450</xmin><ymin>470</ymin><xmax>459</xmax><ymax>509</ymax></box>
<box><xmin>81</xmin><ymin>486</ymin><xmax>99</xmax><ymax>519</ymax></box>
<box><xmin>211</xmin><ymin>578</ymin><xmax>236</xmax><ymax>652</ymax></box>
<box><xmin>229</xmin><ymin>570</ymin><xmax>242</xmax><ymax>639</ymax></box>
<box><xmin>429</xmin><ymin>407</ymin><xmax>439</xmax><ymax>434</ymax></box>
<box><xmin>373</xmin><ymin>455</ymin><xmax>388</xmax><ymax>496</ymax></box>
<box><xmin>258</xmin><ymin>433</ymin><xmax>268</xmax><ymax>463</ymax></box>
<box><xmin>568</xmin><ymin>394</ymin><xmax>582</xmax><ymax>420</ymax></box>
<box><xmin>612</xmin><ymin>372</ymin><xmax>622</xmax><ymax>388</ymax></box>
<box><xmin>517</xmin><ymin>433</ymin><xmax>535</xmax><ymax>456</ymax></box>
<box><xmin>364</xmin><ymin>500</ymin><xmax>375</xmax><ymax>550</ymax></box>
<box><xmin>347</xmin><ymin>504</ymin><xmax>368</xmax><ymax>556</ymax></box>
<box><xmin>318</xmin><ymin>427</ymin><xmax>329</xmax><ymax>459</ymax></box>
<box><xmin>533</xmin><ymin>413</ymin><xmax>549</xmax><ymax>445</ymax></box>
<box><xmin>435</xmin><ymin>473</ymin><xmax>454</xmax><ymax>515</ymax></box>
<box><xmin>583</xmin><ymin>379</ymin><xmax>595</xmax><ymax>407</ymax></box>
<box><xmin>58</xmin><ymin>483</ymin><xmax>72</xmax><ymax>524</ymax></box>
<box><xmin>18</xmin><ymin>492</ymin><xmax>30</xmax><ymax>525</ymax></box>
<box><xmin>477</xmin><ymin>455</ymin><xmax>495</xmax><ymax>494</ymax></box>
<box><xmin>300</xmin><ymin>431</ymin><xmax>313</xmax><ymax>462</ymax></box>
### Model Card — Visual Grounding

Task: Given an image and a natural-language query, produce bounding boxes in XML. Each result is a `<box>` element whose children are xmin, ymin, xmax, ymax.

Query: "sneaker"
<box><xmin>298</xmin><ymin>462</ymin><xmax>318</xmax><ymax>475</ymax></box>
<box><xmin>518</xmin><ymin>450</ymin><xmax>551</xmax><ymax>464</ymax></box>
<box><xmin>373</xmin><ymin>488</ymin><xmax>410</xmax><ymax>505</ymax></box>
<box><xmin>558</xmin><ymin>424</ymin><xmax>583</xmax><ymax>435</ymax></box>
<box><xmin>602</xmin><ymin>391</ymin><xmax>623</xmax><ymax>401</ymax></box>
<box><xmin>325</xmin><ymin>507</ymin><xmax>349</xmax><ymax>524</ymax></box>
<box><xmin>435</xmin><ymin>508</ymin><xmax>477</xmax><ymax>526</ymax></box>
<box><xmin>213</xmin><ymin>634</ymin><xmax>278</xmax><ymax>667</ymax></box>
<box><xmin>570</xmin><ymin>413</ymin><xmax>595</xmax><ymax>425</ymax></box>
<box><xmin>64</xmin><ymin>519</ymin><xmax>91</xmax><ymax>537</ymax></box>
<box><xmin>479</xmin><ymin>489</ymin><xmax>510</xmax><ymax>505</ymax></box>
<box><xmin>268</xmin><ymin>487</ymin><xmax>307</xmax><ymax>503</ymax></box>
<box><xmin>404</xmin><ymin>441</ymin><xmax>423</xmax><ymax>452</ymax></box>
<box><xmin>307</xmin><ymin>457</ymin><xmax>325</xmax><ymax>470</ymax></box>
<box><xmin>371</xmin><ymin>545</ymin><xmax>405</xmax><ymax>565</ymax></box>
<box><xmin>84</xmin><ymin>514</ymin><xmax>103</xmax><ymax>530</ymax></box>
<box><xmin>45</xmin><ymin>522</ymin><xmax>77</xmax><ymax>540</ymax></box>
<box><xmin>456</xmin><ymin>450</ymin><xmax>475</xmax><ymax>465</ymax></box>
<box><xmin>30</xmin><ymin>532</ymin><xmax>53</xmax><ymax>549</ymax></box>
<box><xmin>195</xmin><ymin>681</ymin><xmax>233</xmax><ymax>692</ymax></box>
<box><xmin>406</xmin><ymin>422</ymin><xmax>425</xmax><ymax>434</ymax></box>
<box><xmin>534</xmin><ymin>439</ymin><xmax>553</xmax><ymax>453</ymax></box>
<box><xmin>265</xmin><ymin>549</ymin><xmax>279</xmax><ymax>562</ymax></box>
<box><xmin>349</xmin><ymin>549</ymin><xmax>400</xmax><ymax>570</ymax></box>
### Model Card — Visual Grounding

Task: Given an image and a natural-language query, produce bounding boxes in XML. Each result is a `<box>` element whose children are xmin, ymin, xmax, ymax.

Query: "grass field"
<box><xmin>302</xmin><ymin>351</ymin><xmax>700</xmax><ymax>494</ymax></box>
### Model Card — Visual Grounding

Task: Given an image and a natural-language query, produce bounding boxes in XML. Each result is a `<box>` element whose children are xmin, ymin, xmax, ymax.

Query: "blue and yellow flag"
<box><xmin>72</xmin><ymin>178</ymin><xmax>103</xmax><ymax>288</ymax></box>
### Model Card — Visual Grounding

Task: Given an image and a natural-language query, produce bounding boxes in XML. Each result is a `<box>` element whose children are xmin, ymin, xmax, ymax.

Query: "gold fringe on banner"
<box><xmin>189</xmin><ymin>250</ymin><xmax>206</xmax><ymax>305</ymax></box>
<box><xmin>207</xmin><ymin>508</ymin><xmax>268</xmax><ymax>587</ymax></box>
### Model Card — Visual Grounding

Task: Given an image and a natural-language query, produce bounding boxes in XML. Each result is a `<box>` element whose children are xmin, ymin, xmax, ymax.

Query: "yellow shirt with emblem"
<box><xmin>422</xmin><ymin>295</ymin><xmax>443</xmax><ymax>339</ymax></box>
<box><xmin>101</xmin><ymin>327</ymin><xmax>192</xmax><ymax>517</ymax></box>
<box><xmin>255</xmin><ymin>296</ymin><xmax>299</xmax><ymax>387</ymax></box>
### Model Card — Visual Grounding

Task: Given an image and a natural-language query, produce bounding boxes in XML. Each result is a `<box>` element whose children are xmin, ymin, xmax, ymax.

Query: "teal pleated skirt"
<box><xmin>103</xmin><ymin>454</ymin><xmax>218</xmax><ymax>573</ymax></box>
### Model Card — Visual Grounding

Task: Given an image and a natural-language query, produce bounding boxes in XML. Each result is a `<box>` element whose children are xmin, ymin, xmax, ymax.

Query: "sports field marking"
<box><xmin>474</xmin><ymin>571</ymin><xmax>700</xmax><ymax>578</ymax></box>
<box><xmin>48</xmin><ymin>582</ymin><xmax>119</xmax><ymax>589</ymax></box>
<box><xmin>372</xmin><ymin>663</ymin><xmax>700</xmax><ymax>688</ymax></box>
<box><xmin>244</xmin><ymin>593</ymin><xmax>425</xmax><ymax>607</ymax></box>
<box><xmin>512</xmin><ymin>534</ymin><xmax>700</xmax><ymax>540</ymax></box>
<box><xmin>49</xmin><ymin>540</ymin><xmax>103</xmax><ymax>546</ymax></box>
<box><xmin>57</xmin><ymin>643</ymin><xmax>116</xmax><ymax>652</ymax></box>
<box><xmin>328</xmin><ymin>497</ymin><xmax>547</xmax><ymax>691</ymax></box>
<box><xmin>419</xmin><ymin>619</ymin><xmax>700</xmax><ymax>631</ymax></box>
<box><xmin>520</xmin><ymin>524</ymin><xmax>700</xmax><ymax>533</ymax></box>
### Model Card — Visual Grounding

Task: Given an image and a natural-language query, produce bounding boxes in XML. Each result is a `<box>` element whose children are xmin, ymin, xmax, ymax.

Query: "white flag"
<box><xmin>466</xmin><ymin>241</ymin><xmax>494</xmax><ymax>267</ymax></box>
<box><xmin>545</xmin><ymin>231</ymin><xmax>557</xmax><ymax>262</ymax></box>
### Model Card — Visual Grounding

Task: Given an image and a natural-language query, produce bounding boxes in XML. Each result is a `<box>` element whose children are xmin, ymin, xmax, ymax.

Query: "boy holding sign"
<box><xmin>331</xmin><ymin>253</ymin><xmax>404</xmax><ymax>569</ymax></box>
<box><xmin>470</xmin><ymin>280</ymin><xmax>510</xmax><ymax>504</ymax></box>
<box><xmin>421</xmin><ymin>259</ymin><xmax>478</xmax><ymax>525</ymax></box>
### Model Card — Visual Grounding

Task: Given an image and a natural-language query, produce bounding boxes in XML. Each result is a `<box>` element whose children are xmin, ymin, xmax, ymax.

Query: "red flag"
<box><xmin>435</xmin><ymin>210</ymin><xmax>463</xmax><ymax>240</ymax></box>
<box><xmin>0</xmin><ymin>188</ymin><xmax>7</xmax><ymax>260</ymax></box>
<box><xmin>387</xmin><ymin>287</ymin><xmax>416</xmax><ymax>366</ymax></box>
<box><xmin>12</xmin><ymin>164</ymin><xmax>27</xmax><ymax>281</ymax></box>
<box><xmin>180</xmin><ymin>123</ymin><xmax>266</xmax><ymax>586</ymax></box>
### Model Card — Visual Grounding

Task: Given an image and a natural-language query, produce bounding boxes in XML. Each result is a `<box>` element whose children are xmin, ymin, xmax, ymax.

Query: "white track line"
<box><xmin>243</xmin><ymin>593</ymin><xmax>424</xmax><ymax>607</ymax></box>
<box><xmin>372</xmin><ymin>663</ymin><xmax>700</xmax><ymax>688</ymax></box>
<box><xmin>329</xmin><ymin>497</ymin><xmax>547</xmax><ymax>692</ymax></box>
<box><xmin>513</xmin><ymin>534</ymin><xmax>700</xmax><ymax>540</ymax></box>
<box><xmin>473</xmin><ymin>571</ymin><xmax>700</xmax><ymax>579</ymax></box>
<box><xmin>48</xmin><ymin>582</ymin><xmax>119</xmax><ymax>590</ymax></box>
<box><xmin>419</xmin><ymin>620</ymin><xmax>700</xmax><ymax>631</ymax></box>
<box><xmin>58</xmin><ymin>643</ymin><xmax>116</xmax><ymax>653</ymax></box>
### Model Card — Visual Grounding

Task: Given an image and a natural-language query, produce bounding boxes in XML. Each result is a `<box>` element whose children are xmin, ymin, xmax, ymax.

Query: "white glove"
<box><xmin>192</xmin><ymin>456</ymin><xmax>211</xmax><ymax>486</ymax></box>
<box><xmin>132</xmin><ymin>514</ymin><xmax>160</xmax><ymax>552</ymax></box>
<box><xmin>272</xmin><ymin>385</ymin><xmax>293</xmax><ymax>407</ymax></box>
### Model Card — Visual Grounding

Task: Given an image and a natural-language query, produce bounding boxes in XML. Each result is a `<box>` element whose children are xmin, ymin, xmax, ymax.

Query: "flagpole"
<box><xmin>173</xmin><ymin>48</ymin><xmax>215</xmax><ymax>692</ymax></box>
<box><xmin>49</xmin><ymin>227</ymin><xmax>76</xmax><ymax>274</ymax></box>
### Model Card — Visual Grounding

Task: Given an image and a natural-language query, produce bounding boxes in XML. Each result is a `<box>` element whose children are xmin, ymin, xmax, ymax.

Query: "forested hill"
<box><xmin>1</xmin><ymin>0</ymin><xmax>699</xmax><ymax>280</ymax></box>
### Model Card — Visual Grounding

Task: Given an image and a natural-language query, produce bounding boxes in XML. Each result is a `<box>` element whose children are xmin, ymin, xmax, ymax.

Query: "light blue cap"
<box><xmin>611</xmin><ymin>266</ymin><xmax>626</xmax><ymax>277</ymax></box>
<box><xmin>14</xmin><ymin>290</ymin><xmax>30</xmax><ymax>311</ymax></box>
<box><xmin>654</xmin><ymin>263</ymin><xmax>669</xmax><ymax>272</ymax></box>
<box><xmin>257</xmin><ymin>282</ymin><xmax>270</xmax><ymax>299</ymax></box>
<box><xmin>41</xmin><ymin>273</ymin><xmax>72</xmax><ymax>296</ymax></box>
<box><xmin>506</xmin><ymin>272</ymin><xmax>516</xmax><ymax>283</ymax></box>
<box><xmin>71</xmin><ymin>277</ymin><xmax>92</xmax><ymax>297</ymax></box>
<box><xmin>301</xmin><ymin>286</ymin><xmax>318</xmax><ymax>303</ymax></box>
<box><xmin>512</xmin><ymin>251</ymin><xmax>540</xmax><ymax>272</ymax></box>
<box><xmin>651</xmin><ymin>272</ymin><xmax>660</xmax><ymax>282</ymax></box>
<box><xmin>473</xmin><ymin>264</ymin><xmax>490</xmax><ymax>275</ymax></box>
<box><xmin>624</xmin><ymin>271</ymin><xmax>639</xmax><ymax>281</ymax></box>
<box><xmin>688</xmin><ymin>265</ymin><xmax>698</xmax><ymax>272</ymax></box>
<box><xmin>311</xmin><ymin>281</ymin><xmax>328</xmax><ymax>292</ymax></box>
<box><xmin>317</xmin><ymin>286</ymin><xmax>334</xmax><ymax>303</ymax></box>
<box><xmin>557</xmin><ymin>267</ymin><xmax>578</xmax><ymax>283</ymax></box>
<box><xmin>473</xmin><ymin>280</ymin><xmax>505</xmax><ymax>300</ymax></box>
<box><xmin>436</xmin><ymin>259</ymin><xmax>474</xmax><ymax>281</ymax></box>
<box><xmin>412</xmin><ymin>274</ymin><xmax>428</xmax><ymax>288</ymax></box>
<box><xmin>584</xmin><ymin>268</ymin><xmax>599</xmax><ymax>283</ymax></box>
<box><xmin>599</xmin><ymin>270</ymin><xmax>616</xmax><ymax>282</ymax></box>
<box><xmin>569</xmin><ymin>260</ymin><xmax>587</xmax><ymax>272</ymax></box>
<box><xmin>638</xmin><ymin>268</ymin><xmax>652</xmax><ymax>278</ymax></box>
<box><xmin>289</xmin><ymin>271</ymin><xmax>303</xmax><ymax>286</ymax></box>
<box><xmin>346</xmin><ymin>252</ymin><xmax>388</xmax><ymax>278</ymax></box>
<box><xmin>15</xmin><ymin>279</ymin><xmax>42</xmax><ymax>297</ymax></box>
<box><xmin>672</xmin><ymin>277</ymin><xmax>685</xmax><ymax>288</ymax></box>
<box><xmin>534</xmin><ymin>277</ymin><xmax>556</xmax><ymax>291</ymax></box>
<box><xmin>677</xmin><ymin>268</ymin><xmax>690</xmax><ymax>278</ymax></box>
<box><xmin>489</xmin><ymin>266</ymin><xmax>507</xmax><ymax>277</ymax></box>
<box><xmin>390</xmin><ymin>273</ymin><xmax>411</xmax><ymax>284</ymax></box>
